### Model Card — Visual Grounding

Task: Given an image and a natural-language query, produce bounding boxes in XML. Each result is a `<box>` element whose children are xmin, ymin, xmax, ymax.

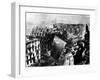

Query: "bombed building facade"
<box><xmin>26</xmin><ymin>23</ymin><xmax>90</xmax><ymax>67</ymax></box>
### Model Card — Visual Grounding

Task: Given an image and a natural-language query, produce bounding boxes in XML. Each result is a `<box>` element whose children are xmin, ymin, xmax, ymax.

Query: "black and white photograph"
<box><xmin>25</xmin><ymin>12</ymin><xmax>90</xmax><ymax>67</ymax></box>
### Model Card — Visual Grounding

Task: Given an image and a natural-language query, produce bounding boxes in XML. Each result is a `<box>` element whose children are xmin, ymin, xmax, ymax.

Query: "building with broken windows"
<box><xmin>26</xmin><ymin>23</ymin><xmax>89</xmax><ymax>67</ymax></box>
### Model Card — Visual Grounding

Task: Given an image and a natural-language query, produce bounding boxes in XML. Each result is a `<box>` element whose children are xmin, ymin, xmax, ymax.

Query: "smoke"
<box><xmin>26</xmin><ymin>13</ymin><xmax>90</xmax><ymax>35</ymax></box>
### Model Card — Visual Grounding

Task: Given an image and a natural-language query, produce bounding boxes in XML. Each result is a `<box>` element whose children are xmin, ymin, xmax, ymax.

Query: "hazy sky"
<box><xmin>26</xmin><ymin>13</ymin><xmax>90</xmax><ymax>35</ymax></box>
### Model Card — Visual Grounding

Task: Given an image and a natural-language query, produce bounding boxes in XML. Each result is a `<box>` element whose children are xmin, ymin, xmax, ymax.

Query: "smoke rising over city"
<box><xmin>26</xmin><ymin>13</ymin><xmax>90</xmax><ymax>67</ymax></box>
<box><xmin>26</xmin><ymin>13</ymin><xmax>89</xmax><ymax>35</ymax></box>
